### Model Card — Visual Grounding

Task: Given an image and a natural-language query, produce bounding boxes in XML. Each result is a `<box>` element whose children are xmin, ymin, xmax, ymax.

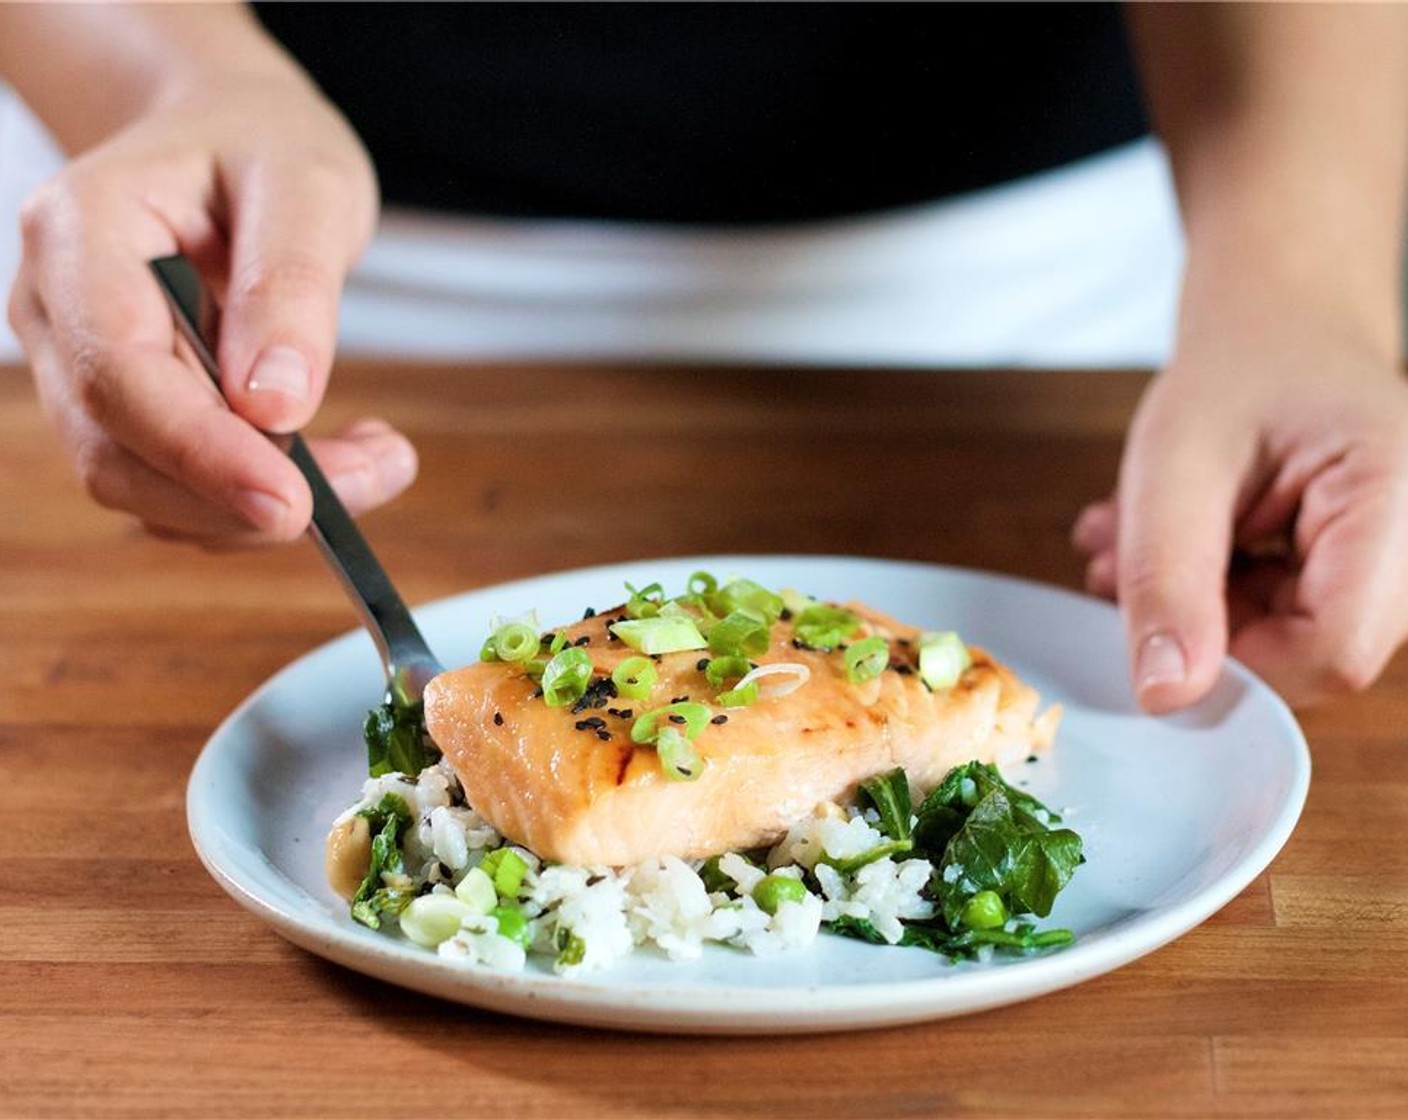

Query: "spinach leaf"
<box><xmin>350</xmin><ymin>794</ymin><xmax>416</xmax><ymax>929</ymax></box>
<box><xmin>859</xmin><ymin>767</ymin><xmax>912</xmax><ymax>842</ymax></box>
<box><xmin>920</xmin><ymin>761</ymin><xmax>1061</xmax><ymax>828</ymax></box>
<box><xmin>933</xmin><ymin>787</ymin><xmax>1084</xmax><ymax>926</ymax></box>
<box><xmin>364</xmin><ymin>699</ymin><xmax>440</xmax><ymax>777</ymax></box>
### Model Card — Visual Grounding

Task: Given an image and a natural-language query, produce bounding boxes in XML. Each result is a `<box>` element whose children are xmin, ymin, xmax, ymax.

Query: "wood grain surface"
<box><xmin>2</xmin><ymin>360</ymin><xmax>1406</xmax><ymax>1119</ymax></box>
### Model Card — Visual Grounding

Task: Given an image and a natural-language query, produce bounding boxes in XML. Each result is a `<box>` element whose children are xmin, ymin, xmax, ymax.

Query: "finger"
<box><xmin>19</xmin><ymin>249</ymin><xmax>312</xmax><ymax>536</ymax></box>
<box><xmin>1071</xmin><ymin>498</ymin><xmax>1117</xmax><ymax>554</ymax></box>
<box><xmin>137</xmin><ymin>421</ymin><xmax>417</xmax><ymax>548</ymax></box>
<box><xmin>216</xmin><ymin>156</ymin><xmax>375</xmax><ymax>434</ymax></box>
<box><xmin>1225</xmin><ymin>556</ymin><xmax>1298</xmax><ymax>636</ymax></box>
<box><xmin>1117</xmin><ymin>397</ymin><xmax>1247</xmax><ymax>714</ymax></box>
<box><xmin>19</xmin><ymin>172</ymin><xmax>315</xmax><ymax>532</ymax></box>
<box><xmin>1231</xmin><ymin>465</ymin><xmax>1408</xmax><ymax>705</ymax></box>
<box><xmin>303</xmin><ymin>419</ymin><xmax>419</xmax><ymax>514</ymax></box>
<box><xmin>1084</xmin><ymin>550</ymin><xmax>1117</xmax><ymax>599</ymax></box>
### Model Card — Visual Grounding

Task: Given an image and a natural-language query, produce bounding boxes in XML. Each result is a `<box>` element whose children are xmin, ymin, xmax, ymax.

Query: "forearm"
<box><xmin>1129</xmin><ymin>3</ymin><xmax>1408</xmax><ymax>364</ymax></box>
<box><xmin>0</xmin><ymin>1</ymin><xmax>299</xmax><ymax>154</ymax></box>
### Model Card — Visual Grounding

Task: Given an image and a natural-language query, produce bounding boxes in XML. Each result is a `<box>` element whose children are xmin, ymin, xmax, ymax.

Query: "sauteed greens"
<box><xmin>832</xmin><ymin>763</ymin><xmax>1082</xmax><ymax>959</ymax></box>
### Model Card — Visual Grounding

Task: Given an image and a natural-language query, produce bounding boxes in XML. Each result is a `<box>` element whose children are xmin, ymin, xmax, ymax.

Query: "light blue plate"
<box><xmin>187</xmin><ymin>555</ymin><xmax>1310</xmax><ymax>1034</ymax></box>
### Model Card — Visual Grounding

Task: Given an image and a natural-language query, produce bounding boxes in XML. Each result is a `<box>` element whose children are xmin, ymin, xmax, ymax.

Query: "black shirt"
<box><xmin>255</xmin><ymin>2</ymin><xmax>1147</xmax><ymax>226</ymax></box>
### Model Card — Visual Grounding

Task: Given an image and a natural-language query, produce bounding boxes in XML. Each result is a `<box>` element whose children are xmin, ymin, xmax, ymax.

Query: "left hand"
<box><xmin>1073</xmin><ymin>331</ymin><xmax>1408</xmax><ymax>712</ymax></box>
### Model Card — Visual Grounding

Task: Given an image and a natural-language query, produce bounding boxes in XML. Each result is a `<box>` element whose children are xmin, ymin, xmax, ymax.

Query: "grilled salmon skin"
<box><xmin>423</xmin><ymin>601</ymin><xmax>1058</xmax><ymax>867</ymax></box>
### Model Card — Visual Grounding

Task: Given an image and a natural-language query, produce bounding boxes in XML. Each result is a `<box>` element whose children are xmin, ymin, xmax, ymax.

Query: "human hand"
<box><xmin>1073</xmin><ymin>332</ymin><xmax>1408</xmax><ymax>712</ymax></box>
<box><xmin>8</xmin><ymin>63</ymin><xmax>416</xmax><ymax>547</ymax></box>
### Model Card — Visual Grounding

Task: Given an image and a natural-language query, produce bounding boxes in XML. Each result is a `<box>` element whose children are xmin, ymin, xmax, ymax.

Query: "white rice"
<box><xmin>339</xmin><ymin>762</ymin><xmax>932</xmax><ymax>974</ymax></box>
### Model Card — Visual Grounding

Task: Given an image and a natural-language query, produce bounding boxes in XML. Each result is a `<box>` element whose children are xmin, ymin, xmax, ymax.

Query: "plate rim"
<box><xmin>187</xmin><ymin>553</ymin><xmax>1311</xmax><ymax>1033</ymax></box>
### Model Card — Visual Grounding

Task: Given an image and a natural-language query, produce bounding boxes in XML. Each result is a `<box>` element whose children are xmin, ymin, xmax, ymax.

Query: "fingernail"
<box><xmin>247</xmin><ymin>345</ymin><xmax>310</xmax><ymax>400</ymax></box>
<box><xmin>238</xmin><ymin>489</ymin><xmax>289</xmax><ymax>532</ymax></box>
<box><xmin>378</xmin><ymin>438</ymin><xmax>418</xmax><ymax>492</ymax></box>
<box><xmin>1137</xmin><ymin>631</ymin><xmax>1188</xmax><ymax>692</ymax></box>
<box><xmin>334</xmin><ymin>466</ymin><xmax>374</xmax><ymax>511</ymax></box>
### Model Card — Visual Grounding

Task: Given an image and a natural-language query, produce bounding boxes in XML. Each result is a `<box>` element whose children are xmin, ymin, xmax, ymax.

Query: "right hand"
<box><xmin>8</xmin><ymin>68</ymin><xmax>417</xmax><ymax>547</ymax></box>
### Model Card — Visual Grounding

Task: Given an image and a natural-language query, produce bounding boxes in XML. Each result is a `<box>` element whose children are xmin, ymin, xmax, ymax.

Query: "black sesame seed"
<box><xmin>582</xmin><ymin>716</ymin><xmax>606</xmax><ymax>729</ymax></box>
<box><xmin>895</xmin><ymin>664</ymin><xmax>914</xmax><ymax>676</ymax></box>
<box><xmin>617</xmin><ymin>709</ymin><xmax>634</xmax><ymax>720</ymax></box>
<box><xmin>696</xmin><ymin>658</ymin><xmax>710</xmax><ymax>672</ymax></box>
<box><xmin>670</xmin><ymin>695</ymin><xmax>689</xmax><ymax>704</ymax></box>
<box><xmin>597</xmin><ymin>730</ymin><xmax>612</xmax><ymax>742</ymax></box>
<box><xmin>574</xmin><ymin>635</ymin><xmax>591</xmax><ymax>647</ymax></box>
<box><xmin>791</xmin><ymin>638</ymin><xmax>805</xmax><ymax>649</ymax></box>
<box><xmin>1026</xmin><ymin>754</ymin><xmax>1039</xmax><ymax>764</ymax></box>
<box><xmin>582</xmin><ymin>606</ymin><xmax>597</xmax><ymax>619</ymax></box>
<box><xmin>574</xmin><ymin>720</ymin><xmax>592</xmax><ymax>731</ymax></box>
<box><xmin>780</xmin><ymin>608</ymin><xmax>793</xmax><ymax>621</ymax></box>
<box><xmin>493</xmin><ymin>711</ymin><xmax>504</xmax><ymax>726</ymax></box>
<box><xmin>531</xmin><ymin>688</ymin><xmax>544</xmax><ymax>699</ymax></box>
<box><xmin>710</xmin><ymin>714</ymin><xmax>728</xmax><ymax>725</ymax></box>
<box><xmin>668</xmin><ymin>714</ymin><xmax>687</xmax><ymax>724</ymax></box>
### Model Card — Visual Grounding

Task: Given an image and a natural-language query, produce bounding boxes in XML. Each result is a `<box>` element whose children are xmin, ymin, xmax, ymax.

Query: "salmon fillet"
<box><xmin>423</xmin><ymin>601</ymin><xmax>1059</xmax><ymax>867</ymax></box>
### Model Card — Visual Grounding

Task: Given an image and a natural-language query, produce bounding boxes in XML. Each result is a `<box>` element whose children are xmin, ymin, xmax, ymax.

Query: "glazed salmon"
<box><xmin>423</xmin><ymin>601</ymin><xmax>1059</xmax><ymax>867</ymax></box>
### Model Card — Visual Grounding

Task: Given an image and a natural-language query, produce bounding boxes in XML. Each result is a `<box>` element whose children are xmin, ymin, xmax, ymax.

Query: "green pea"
<box><xmin>752</xmin><ymin>873</ymin><xmax>807</xmax><ymax>915</ymax></box>
<box><xmin>960</xmin><ymin>889</ymin><xmax>1008</xmax><ymax>930</ymax></box>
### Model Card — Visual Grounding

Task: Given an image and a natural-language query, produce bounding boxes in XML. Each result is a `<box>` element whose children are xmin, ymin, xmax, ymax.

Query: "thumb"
<box><xmin>1116</xmin><ymin>398</ymin><xmax>1243</xmax><ymax>713</ymax></box>
<box><xmin>216</xmin><ymin>158</ymin><xmax>374</xmax><ymax>434</ymax></box>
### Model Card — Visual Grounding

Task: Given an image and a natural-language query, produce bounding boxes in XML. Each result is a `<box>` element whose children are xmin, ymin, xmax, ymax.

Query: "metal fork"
<box><xmin>149</xmin><ymin>255</ymin><xmax>443</xmax><ymax>707</ymax></box>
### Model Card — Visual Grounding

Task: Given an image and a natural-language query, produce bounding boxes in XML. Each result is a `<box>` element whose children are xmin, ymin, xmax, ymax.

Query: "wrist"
<box><xmin>1173</xmin><ymin>219</ymin><xmax>1404</xmax><ymax>376</ymax></box>
<box><xmin>0</xmin><ymin>3</ymin><xmax>300</xmax><ymax>152</ymax></box>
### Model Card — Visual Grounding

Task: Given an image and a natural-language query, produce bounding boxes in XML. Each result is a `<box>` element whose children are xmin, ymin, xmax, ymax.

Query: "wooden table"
<box><xmin>2</xmin><ymin>361</ymin><xmax>1406</xmax><ymax>1119</ymax></box>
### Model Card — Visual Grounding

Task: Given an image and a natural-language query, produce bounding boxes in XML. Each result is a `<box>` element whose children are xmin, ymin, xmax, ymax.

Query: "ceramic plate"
<box><xmin>187</xmin><ymin>555</ymin><xmax>1309</xmax><ymax>1034</ymax></box>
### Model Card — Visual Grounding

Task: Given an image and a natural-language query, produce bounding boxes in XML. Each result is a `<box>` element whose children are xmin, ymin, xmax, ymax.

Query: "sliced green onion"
<box><xmin>734</xmin><ymin>661</ymin><xmax>811</xmax><ymax>700</ymax></box>
<box><xmin>543</xmin><ymin>630</ymin><xmax>569</xmax><ymax>655</ymax></box>
<box><xmin>630</xmin><ymin>701</ymin><xmax>712</xmax><ymax>744</ymax></box>
<box><xmin>490</xmin><ymin>904</ymin><xmax>532</xmax><ymax>947</ymax></box>
<box><xmin>556</xmin><ymin>929</ymin><xmax>587</xmax><ymax>967</ymax></box>
<box><xmin>624</xmin><ymin>580</ymin><xmax>665</xmax><ymax>619</ymax></box>
<box><xmin>706</xmin><ymin>609</ymin><xmax>772</xmax><ymax>658</ymax></box>
<box><xmin>779</xmin><ymin>588</ymin><xmax>818</xmax><ymax>617</ymax></box>
<box><xmin>793</xmin><ymin>603</ymin><xmax>861</xmax><ymax>650</ymax></box>
<box><xmin>705</xmin><ymin>655</ymin><xmax>752</xmax><ymax>688</ymax></box>
<box><xmin>492</xmin><ymin>622</ymin><xmax>539</xmax><ymax>663</ymax></box>
<box><xmin>717</xmin><ymin>681</ymin><xmax>759</xmax><ymax>708</ymax></box>
<box><xmin>656</xmin><ymin>725</ymin><xmax>704</xmax><ymax>781</ymax></box>
<box><xmin>687</xmin><ymin>571</ymin><xmax>718</xmax><ymax>597</ymax></box>
<box><xmin>611</xmin><ymin>655</ymin><xmax>657</xmax><ymax>700</ymax></box>
<box><xmin>399</xmin><ymin>894</ymin><xmax>472</xmax><ymax>948</ymax></box>
<box><xmin>479</xmin><ymin>611</ymin><xmax>539</xmax><ymax>662</ymax></box>
<box><xmin>844</xmin><ymin>635</ymin><xmax>890</xmax><ymax>684</ymax></box>
<box><xmin>541</xmin><ymin>646</ymin><xmax>594</xmax><ymax>707</ymax></box>
<box><xmin>714</xmin><ymin>578</ymin><xmax>784</xmax><ymax>626</ymax></box>
<box><xmin>918</xmin><ymin>631</ymin><xmax>972</xmax><ymax>690</ymax></box>
<box><xmin>453</xmin><ymin>866</ymin><xmax>497</xmax><ymax>913</ymax></box>
<box><xmin>610</xmin><ymin>616</ymin><xmax>707</xmax><ymax>655</ymax></box>
<box><xmin>479</xmin><ymin>848</ymin><xmax>529</xmax><ymax>899</ymax></box>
